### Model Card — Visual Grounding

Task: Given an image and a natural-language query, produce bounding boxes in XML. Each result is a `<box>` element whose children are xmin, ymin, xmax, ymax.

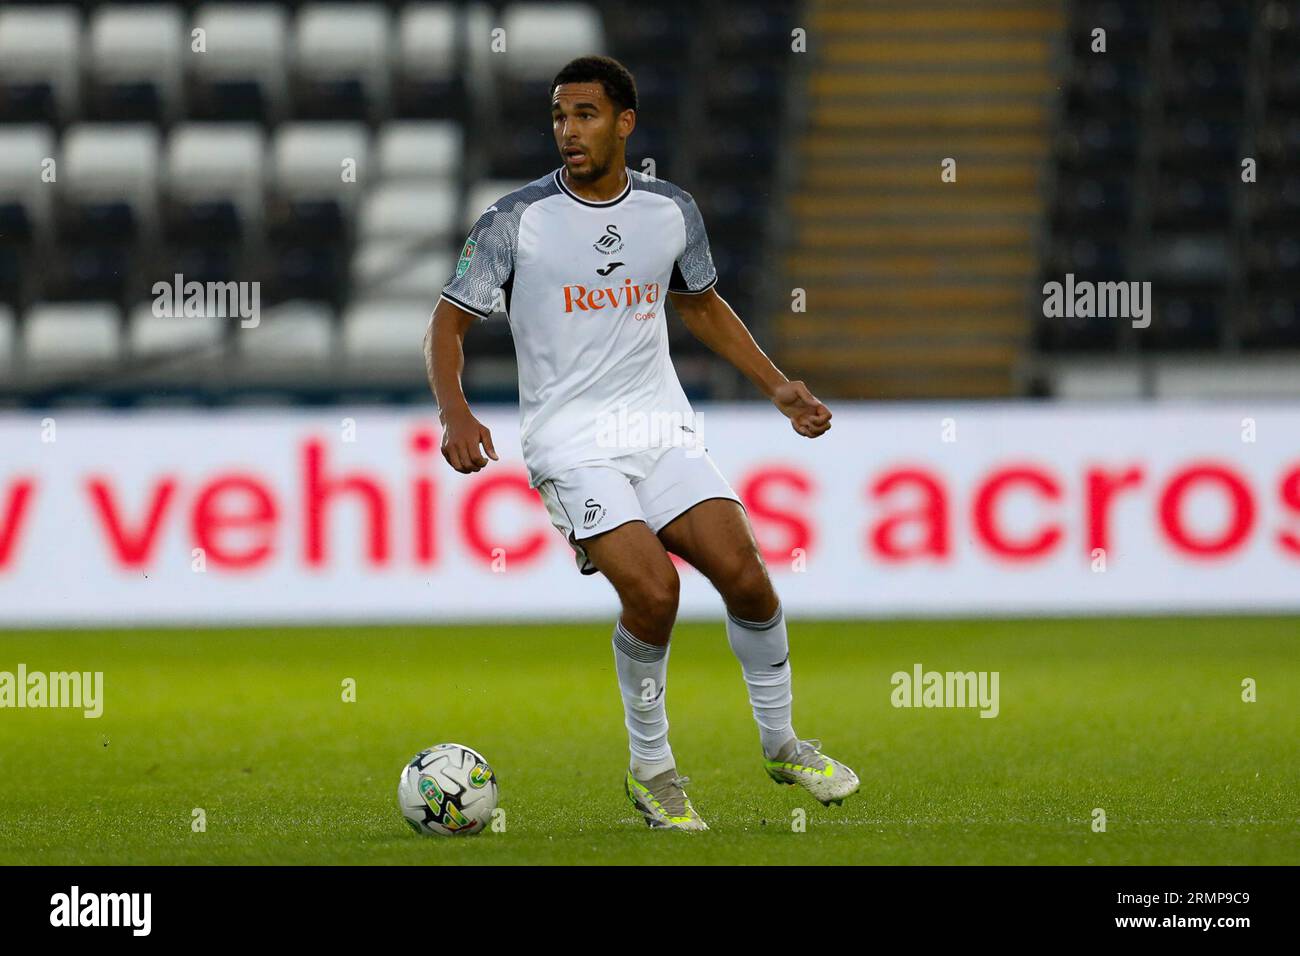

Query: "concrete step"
<box><xmin>791</xmin><ymin>194</ymin><xmax>1042</xmax><ymax>217</ymax></box>
<box><xmin>822</xmin><ymin>38</ymin><xmax>1051</xmax><ymax>66</ymax></box>
<box><xmin>783</xmin><ymin>252</ymin><xmax>1034</xmax><ymax>280</ymax></box>
<box><xmin>794</xmin><ymin>223</ymin><xmax>1034</xmax><ymax>247</ymax></box>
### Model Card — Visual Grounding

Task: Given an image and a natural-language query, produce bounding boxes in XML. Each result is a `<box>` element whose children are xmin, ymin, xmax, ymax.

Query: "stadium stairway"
<box><xmin>778</xmin><ymin>0</ymin><xmax>1064</xmax><ymax>398</ymax></box>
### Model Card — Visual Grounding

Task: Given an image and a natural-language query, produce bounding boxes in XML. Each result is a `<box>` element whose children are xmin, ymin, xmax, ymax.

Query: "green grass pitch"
<box><xmin>0</xmin><ymin>617</ymin><xmax>1296</xmax><ymax>865</ymax></box>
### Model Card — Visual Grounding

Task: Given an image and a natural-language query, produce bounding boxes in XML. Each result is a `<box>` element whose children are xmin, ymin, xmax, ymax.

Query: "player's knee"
<box><xmin>724</xmin><ymin>557</ymin><xmax>777</xmax><ymax>622</ymax></box>
<box><xmin>626</xmin><ymin>564</ymin><xmax>680</xmax><ymax>627</ymax></box>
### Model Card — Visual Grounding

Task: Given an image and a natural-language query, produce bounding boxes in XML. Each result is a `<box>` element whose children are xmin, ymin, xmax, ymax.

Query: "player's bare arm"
<box><xmin>424</xmin><ymin>297</ymin><xmax>498</xmax><ymax>474</ymax></box>
<box><xmin>668</xmin><ymin>287</ymin><xmax>832</xmax><ymax>438</ymax></box>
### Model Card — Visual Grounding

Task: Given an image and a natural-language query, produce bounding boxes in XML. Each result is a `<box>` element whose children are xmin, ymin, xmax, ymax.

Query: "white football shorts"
<box><xmin>536</xmin><ymin>444</ymin><xmax>744</xmax><ymax>575</ymax></box>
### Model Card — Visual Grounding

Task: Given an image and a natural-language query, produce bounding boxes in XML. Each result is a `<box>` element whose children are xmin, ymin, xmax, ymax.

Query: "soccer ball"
<box><xmin>398</xmin><ymin>743</ymin><xmax>498</xmax><ymax>836</ymax></box>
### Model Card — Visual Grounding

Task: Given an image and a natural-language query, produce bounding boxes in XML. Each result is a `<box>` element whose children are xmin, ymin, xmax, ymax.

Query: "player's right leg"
<box><xmin>536</xmin><ymin>471</ymin><xmax>707</xmax><ymax>830</ymax></box>
<box><xmin>581</xmin><ymin>522</ymin><xmax>707</xmax><ymax>830</ymax></box>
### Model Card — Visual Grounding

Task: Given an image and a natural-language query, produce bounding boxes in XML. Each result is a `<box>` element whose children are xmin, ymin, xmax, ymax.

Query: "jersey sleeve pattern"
<box><xmin>631</xmin><ymin>172</ymin><xmax>719</xmax><ymax>294</ymax></box>
<box><xmin>439</xmin><ymin>175</ymin><xmax>559</xmax><ymax>318</ymax></box>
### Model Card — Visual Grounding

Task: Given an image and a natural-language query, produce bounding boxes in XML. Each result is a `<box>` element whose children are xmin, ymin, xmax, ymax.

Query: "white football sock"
<box><xmin>726</xmin><ymin>603</ymin><xmax>797</xmax><ymax>759</ymax></box>
<box><xmin>612</xmin><ymin>619</ymin><xmax>675</xmax><ymax>779</ymax></box>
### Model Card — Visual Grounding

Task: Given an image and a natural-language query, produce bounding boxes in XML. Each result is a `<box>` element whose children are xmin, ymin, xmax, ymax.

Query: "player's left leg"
<box><xmin>641</xmin><ymin>452</ymin><xmax>860</xmax><ymax>806</ymax></box>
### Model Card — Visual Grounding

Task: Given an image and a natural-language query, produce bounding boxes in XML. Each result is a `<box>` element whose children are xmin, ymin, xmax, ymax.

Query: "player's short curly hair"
<box><xmin>551</xmin><ymin>55</ymin><xmax>639</xmax><ymax>115</ymax></box>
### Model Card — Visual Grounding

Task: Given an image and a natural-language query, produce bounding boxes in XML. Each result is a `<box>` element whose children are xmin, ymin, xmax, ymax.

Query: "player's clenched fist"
<box><xmin>440</xmin><ymin>407</ymin><xmax>499</xmax><ymax>473</ymax></box>
<box><xmin>771</xmin><ymin>380</ymin><xmax>832</xmax><ymax>438</ymax></box>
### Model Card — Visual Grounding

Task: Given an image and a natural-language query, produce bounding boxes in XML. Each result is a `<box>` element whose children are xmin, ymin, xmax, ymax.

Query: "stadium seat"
<box><xmin>359</xmin><ymin>183</ymin><xmax>457</xmax><ymax>243</ymax></box>
<box><xmin>0</xmin><ymin>126</ymin><xmax>57</xmax><ymax>244</ymax></box>
<box><xmin>127</xmin><ymin>301</ymin><xmax>227</xmax><ymax>358</ymax></box>
<box><xmin>190</xmin><ymin>3</ymin><xmax>290</xmax><ymax>122</ymax></box>
<box><xmin>59</xmin><ymin>123</ymin><xmax>162</xmax><ymax>239</ymax></box>
<box><xmin>486</xmin><ymin>3</ymin><xmax>604</xmax><ymax>173</ymax></box>
<box><xmin>42</xmin><ymin>124</ymin><xmax>159</xmax><ymax>302</ymax></box>
<box><xmin>271</xmin><ymin>122</ymin><xmax>370</xmax><ymax>206</ymax></box>
<box><xmin>0</xmin><ymin>5</ymin><xmax>82</xmax><ymax>124</ymax></box>
<box><xmin>500</xmin><ymin>4</ymin><xmax>605</xmax><ymax>82</ymax></box>
<box><xmin>237</xmin><ymin>300</ymin><xmax>335</xmax><ymax>365</ymax></box>
<box><xmin>375</xmin><ymin>122</ymin><xmax>462</xmax><ymax>182</ymax></box>
<box><xmin>341</xmin><ymin>297</ymin><xmax>432</xmax><ymax>372</ymax></box>
<box><xmin>351</xmin><ymin>241</ymin><xmax>452</xmax><ymax>300</ymax></box>
<box><xmin>164</xmin><ymin>123</ymin><xmax>267</xmax><ymax>240</ymax></box>
<box><xmin>24</xmin><ymin>302</ymin><xmax>121</xmax><ymax>366</ymax></box>
<box><xmin>294</xmin><ymin>3</ymin><xmax>392</xmax><ymax>120</ymax></box>
<box><xmin>266</xmin><ymin>122</ymin><xmax>368</xmax><ymax>303</ymax></box>
<box><xmin>87</xmin><ymin>4</ymin><xmax>186</xmax><ymax>122</ymax></box>
<box><xmin>395</xmin><ymin>2</ymin><xmax>474</xmax><ymax>119</ymax></box>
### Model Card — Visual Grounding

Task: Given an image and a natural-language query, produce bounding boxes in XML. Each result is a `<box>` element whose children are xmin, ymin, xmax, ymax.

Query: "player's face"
<box><xmin>550</xmin><ymin>83</ymin><xmax>631</xmax><ymax>181</ymax></box>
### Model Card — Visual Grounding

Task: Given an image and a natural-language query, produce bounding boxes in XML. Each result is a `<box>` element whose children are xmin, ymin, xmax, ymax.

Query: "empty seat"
<box><xmin>238</xmin><ymin>301</ymin><xmax>335</xmax><ymax>362</ymax></box>
<box><xmin>352</xmin><ymin>241</ymin><xmax>453</xmax><ymax>299</ymax></box>
<box><xmin>267</xmin><ymin>123</ymin><xmax>368</xmax><ymax>296</ymax></box>
<box><xmin>396</xmin><ymin>3</ymin><xmax>456</xmax><ymax>84</ymax></box>
<box><xmin>271</xmin><ymin>122</ymin><xmax>371</xmax><ymax>201</ymax></box>
<box><xmin>359</xmin><ymin>182</ymin><xmax>457</xmax><ymax>242</ymax></box>
<box><xmin>0</xmin><ymin>5</ymin><xmax>82</xmax><ymax>123</ymax></box>
<box><xmin>24</xmin><ymin>302</ymin><xmax>121</xmax><ymax>365</ymax></box>
<box><xmin>60</xmin><ymin>124</ymin><xmax>162</xmax><ymax>237</ymax></box>
<box><xmin>376</xmin><ymin>122</ymin><xmax>462</xmax><ymax>181</ymax></box>
<box><xmin>190</xmin><ymin>3</ymin><xmax>290</xmax><ymax>121</ymax></box>
<box><xmin>294</xmin><ymin>3</ymin><xmax>392</xmax><ymax>119</ymax></box>
<box><xmin>165</xmin><ymin>123</ymin><xmax>267</xmax><ymax>235</ymax></box>
<box><xmin>87</xmin><ymin>4</ymin><xmax>186</xmax><ymax>122</ymax></box>
<box><xmin>342</xmin><ymin>297</ymin><xmax>433</xmax><ymax>368</ymax></box>
<box><xmin>127</xmin><ymin>301</ymin><xmax>226</xmax><ymax>357</ymax></box>
<box><xmin>500</xmin><ymin>4</ymin><xmax>605</xmax><ymax>81</ymax></box>
<box><xmin>0</xmin><ymin>126</ymin><xmax>57</xmax><ymax>242</ymax></box>
<box><xmin>397</xmin><ymin>3</ymin><xmax>466</xmax><ymax>117</ymax></box>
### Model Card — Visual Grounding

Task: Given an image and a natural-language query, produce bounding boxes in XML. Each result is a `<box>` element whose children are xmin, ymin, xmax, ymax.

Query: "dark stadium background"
<box><xmin>2</xmin><ymin>0</ymin><xmax>1293</xmax><ymax>407</ymax></box>
<box><xmin>0</xmin><ymin>0</ymin><xmax>1297</xmax><ymax>872</ymax></box>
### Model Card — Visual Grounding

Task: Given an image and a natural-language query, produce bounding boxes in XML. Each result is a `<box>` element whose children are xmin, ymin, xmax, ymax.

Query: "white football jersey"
<box><xmin>439</xmin><ymin>167</ymin><xmax>718</xmax><ymax>488</ymax></box>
